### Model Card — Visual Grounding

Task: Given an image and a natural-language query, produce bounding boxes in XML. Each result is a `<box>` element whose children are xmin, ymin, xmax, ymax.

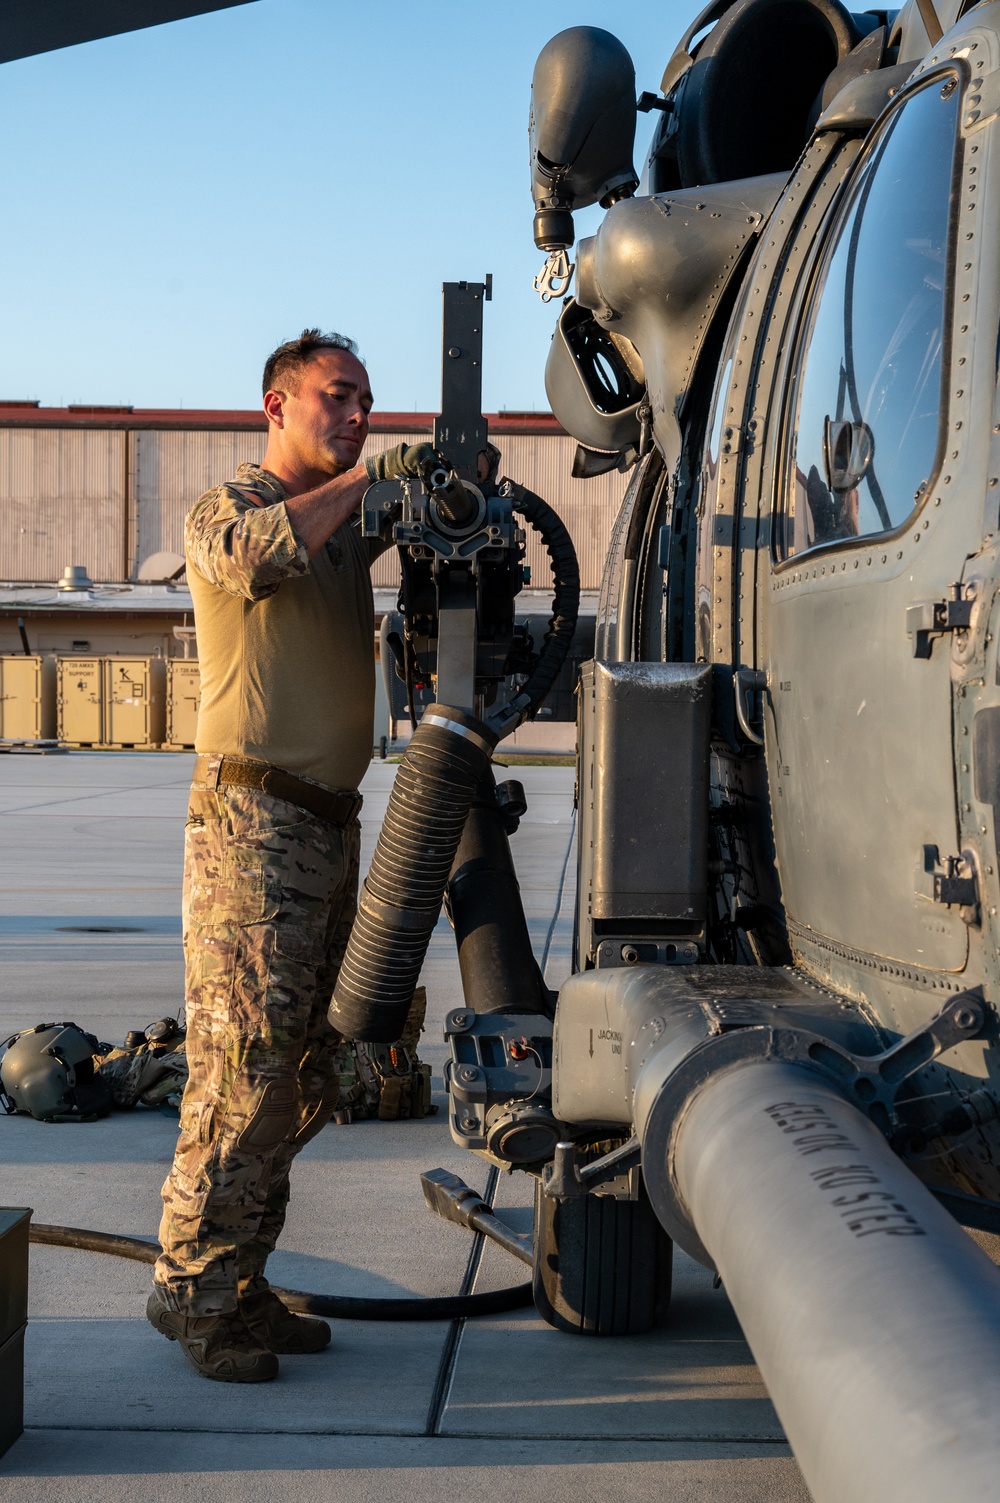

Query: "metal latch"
<box><xmin>541</xmin><ymin>1135</ymin><xmax>642</xmax><ymax>1199</ymax></box>
<box><xmin>918</xmin><ymin>845</ymin><xmax>979</xmax><ymax>915</ymax></box>
<box><xmin>934</xmin><ymin>857</ymin><xmax>978</xmax><ymax>908</ymax></box>
<box><xmin>906</xmin><ymin>584</ymin><xmax>974</xmax><ymax>658</ymax></box>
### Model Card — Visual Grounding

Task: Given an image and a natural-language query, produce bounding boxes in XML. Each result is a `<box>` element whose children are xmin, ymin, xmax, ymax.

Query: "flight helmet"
<box><xmin>0</xmin><ymin>1023</ymin><xmax>112</xmax><ymax>1122</ymax></box>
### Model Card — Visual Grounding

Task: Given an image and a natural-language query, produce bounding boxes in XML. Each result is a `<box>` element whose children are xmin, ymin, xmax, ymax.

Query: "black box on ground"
<box><xmin>0</xmin><ymin>1208</ymin><xmax>30</xmax><ymax>1459</ymax></box>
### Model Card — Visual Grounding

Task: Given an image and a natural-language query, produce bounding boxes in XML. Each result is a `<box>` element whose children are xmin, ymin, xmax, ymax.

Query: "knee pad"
<box><xmin>293</xmin><ymin>1087</ymin><xmax>342</xmax><ymax>1146</ymax></box>
<box><xmin>236</xmin><ymin>1078</ymin><xmax>298</xmax><ymax>1150</ymax></box>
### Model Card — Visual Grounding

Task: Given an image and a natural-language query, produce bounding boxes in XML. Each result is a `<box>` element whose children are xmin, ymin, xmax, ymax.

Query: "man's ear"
<box><xmin>263</xmin><ymin>390</ymin><xmax>285</xmax><ymax>427</ymax></box>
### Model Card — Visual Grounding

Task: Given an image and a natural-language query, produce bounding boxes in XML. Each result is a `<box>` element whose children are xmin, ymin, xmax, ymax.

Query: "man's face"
<box><xmin>273</xmin><ymin>349</ymin><xmax>373</xmax><ymax>477</ymax></box>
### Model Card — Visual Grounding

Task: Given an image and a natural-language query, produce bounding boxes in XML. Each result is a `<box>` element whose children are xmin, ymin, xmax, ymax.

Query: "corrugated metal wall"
<box><xmin>0</xmin><ymin>425</ymin><xmax>624</xmax><ymax>589</ymax></box>
<box><xmin>133</xmin><ymin>429</ymin><xmax>267</xmax><ymax>571</ymax></box>
<box><xmin>498</xmin><ymin>432</ymin><xmax>620</xmax><ymax>596</ymax></box>
<box><xmin>0</xmin><ymin>429</ymin><xmax>126</xmax><ymax>582</ymax></box>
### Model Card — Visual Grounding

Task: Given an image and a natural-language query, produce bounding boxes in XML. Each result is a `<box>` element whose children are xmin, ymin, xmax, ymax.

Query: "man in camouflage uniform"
<box><xmin>148</xmin><ymin>330</ymin><xmax>432</xmax><ymax>1382</ymax></box>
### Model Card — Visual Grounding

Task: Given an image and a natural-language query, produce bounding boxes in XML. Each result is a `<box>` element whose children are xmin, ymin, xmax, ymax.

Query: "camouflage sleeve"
<box><xmin>184</xmin><ymin>485</ymin><xmax>310</xmax><ymax>600</ymax></box>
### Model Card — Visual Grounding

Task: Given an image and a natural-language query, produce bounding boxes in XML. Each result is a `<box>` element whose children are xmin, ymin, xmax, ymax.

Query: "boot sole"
<box><xmin>147</xmin><ymin>1297</ymin><xmax>279</xmax><ymax>1381</ymax></box>
<box><xmin>190</xmin><ymin>1358</ymin><xmax>279</xmax><ymax>1383</ymax></box>
<box><xmin>255</xmin><ymin>1332</ymin><xmax>331</xmax><ymax>1355</ymax></box>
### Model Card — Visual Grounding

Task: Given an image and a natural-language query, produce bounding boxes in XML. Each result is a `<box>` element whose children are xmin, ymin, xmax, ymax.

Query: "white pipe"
<box><xmin>672</xmin><ymin>1059</ymin><xmax>1000</xmax><ymax>1503</ymax></box>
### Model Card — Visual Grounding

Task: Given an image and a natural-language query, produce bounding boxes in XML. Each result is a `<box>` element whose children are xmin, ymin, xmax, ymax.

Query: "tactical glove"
<box><xmin>365</xmin><ymin>441</ymin><xmax>437</xmax><ymax>483</ymax></box>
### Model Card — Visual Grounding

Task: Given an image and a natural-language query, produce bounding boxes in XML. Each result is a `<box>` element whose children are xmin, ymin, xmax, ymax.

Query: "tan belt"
<box><xmin>194</xmin><ymin>754</ymin><xmax>362</xmax><ymax>827</ymax></box>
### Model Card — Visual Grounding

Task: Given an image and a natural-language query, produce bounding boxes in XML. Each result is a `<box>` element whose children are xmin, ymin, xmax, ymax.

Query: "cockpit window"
<box><xmin>779</xmin><ymin>75</ymin><xmax>960</xmax><ymax>560</ymax></box>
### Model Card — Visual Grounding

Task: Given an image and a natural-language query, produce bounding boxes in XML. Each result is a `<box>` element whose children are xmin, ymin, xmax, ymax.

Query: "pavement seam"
<box><xmin>426</xmin><ymin>790</ymin><xmax>572</xmax><ymax>1432</ymax></box>
<box><xmin>539</xmin><ymin>806</ymin><xmax>577</xmax><ymax>980</ymax></box>
<box><xmin>13</xmin><ymin>1424</ymin><xmax>794</xmax><ymax>1444</ymax></box>
<box><xmin>0</xmin><ymin>775</ymin><xmax>193</xmax><ymax>818</ymax></box>
<box><xmin>423</xmin><ymin>1165</ymin><xmax>500</xmax><ymax>1436</ymax></box>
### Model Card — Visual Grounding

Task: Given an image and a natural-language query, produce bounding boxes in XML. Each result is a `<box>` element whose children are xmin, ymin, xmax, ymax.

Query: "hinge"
<box><xmin>906</xmin><ymin>583</ymin><xmax>974</xmax><ymax>658</ymax></box>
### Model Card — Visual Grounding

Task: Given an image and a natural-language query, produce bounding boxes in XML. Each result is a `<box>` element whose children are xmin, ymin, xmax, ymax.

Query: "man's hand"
<box><xmin>365</xmin><ymin>442</ymin><xmax>438</xmax><ymax>483</ymax></box>
<box><xmin>283</xmin><ymin>465</ymin><xmax>370</xmax><ymax>559</ymax></box>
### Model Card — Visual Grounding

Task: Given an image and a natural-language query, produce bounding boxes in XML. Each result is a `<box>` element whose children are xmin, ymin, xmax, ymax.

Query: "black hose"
<box><xmin>333</xmin><ymin>484</ymin><xmax>576</xmax><ymax>1040</ymax></box>
<box><xmin>447</xmin><ymin>769</ymin><xmax>553</xmax><ymax>1017</ymax></box>
<box><xmin>28</xmin><ymin>1223</ymin><xmax>532</xmax><ymax>1321</ymax></box>
<box><xmin>329</xmin><ymin>703</ymin><xmax>498</xmax><ymax>1042</ymax></box>
<box><xmin>497</xmin><ymin>479</ymin><xmax>580</xmax><ymax>730</ymax></box>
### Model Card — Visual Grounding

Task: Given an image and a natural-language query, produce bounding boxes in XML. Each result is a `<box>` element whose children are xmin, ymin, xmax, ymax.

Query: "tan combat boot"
<box><xmin>239</xmin><ymin>1283</ymin><xmax>332</xmax><ymax>1355</ymax></box>
<box><xmin>146</xmin><ymin>1287</ymin><xmax>278</xmax><ymax>1382</ymax></box>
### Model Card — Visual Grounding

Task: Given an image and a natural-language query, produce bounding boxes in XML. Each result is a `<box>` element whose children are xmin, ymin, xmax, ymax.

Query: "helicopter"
<box><xmin>332</xmin><ymin>0</ymin><xmax>1000</xmax><ymax>1496</ymax></box>
<box><xmin>8</xmin><ymin>4</ymin><xmax>1000</xmax><ymax>1495</ymax></box>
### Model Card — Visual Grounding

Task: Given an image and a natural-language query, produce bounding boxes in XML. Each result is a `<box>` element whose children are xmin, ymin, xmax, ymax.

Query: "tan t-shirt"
<box><xmin>185</xmin><ymin>462</ymin><xmax>382</xmax><ymax>793</ymax></box>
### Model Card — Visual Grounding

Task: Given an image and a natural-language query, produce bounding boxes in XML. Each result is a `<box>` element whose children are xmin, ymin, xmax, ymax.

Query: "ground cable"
<box><xmin>29</xmin><ymin>1222</ymin><xmax>532</xmax><ymax>1321</ymax></box>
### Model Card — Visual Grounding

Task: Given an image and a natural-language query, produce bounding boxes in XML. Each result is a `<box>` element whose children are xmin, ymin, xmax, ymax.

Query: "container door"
<box><xmin>168</xmin><ymin>661</ymin><xmax>201</xmax><ymax>747</ymax></box>
<box><xmin>0</xmin><ymin>657</ymin><xmax>40</xmax><ymax>741</ymax></box>
<box><xmin>106</xmin><ymin>659</ymin><xmax>150</xmax><ymax>746</ymax></box>
<box><xmin>58</xmin><ymin>658</ymin><xmax>103</xmax><ymax>745</ymax></box>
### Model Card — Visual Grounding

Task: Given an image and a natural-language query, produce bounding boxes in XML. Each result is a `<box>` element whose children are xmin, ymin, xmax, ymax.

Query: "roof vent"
<box><xmin>57</xmin><ymin>564</ymin><xmax>94</xmax><ymax>592</ymax></box>
<box><xmin>66</xmin><ymin>404</ymin><xmax>133</xmax><ymax>413</ymax></box>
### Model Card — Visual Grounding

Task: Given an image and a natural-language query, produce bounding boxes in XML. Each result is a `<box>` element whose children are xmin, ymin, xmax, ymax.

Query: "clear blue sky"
<box><xmin>0</xmin><ymin>0</ymin><xmax>688</xmax><ymax>414</ymax></box>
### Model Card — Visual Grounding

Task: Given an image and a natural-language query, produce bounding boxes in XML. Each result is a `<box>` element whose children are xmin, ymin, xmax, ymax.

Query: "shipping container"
<box><xmin>165</xmin><ymin>658</ymin><xmax>201</xmax><ymax>748</ymax></box>
<box><xmin>57</xmin><ymin>656</ymin><xmax>166</xmax><ymax>747</ymax></box>
<box><xmin>105</xmin><ymin>657</ymin><xmax>166</xmax><ymax>746</ymax></box>
<box><xmin>0</xmin><ymin>654</ymin><xmax>56</xmax><ymax>740</ymax></box>
<box><xmin>58</xmin><ymin>657</ymin><xmax>102</xmax><ymax>743</ymax></box>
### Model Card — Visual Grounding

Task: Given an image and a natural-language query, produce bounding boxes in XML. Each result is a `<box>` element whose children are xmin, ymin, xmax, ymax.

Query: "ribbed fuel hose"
<box><xmin>28</xmin><ymin>1223</ymin><xmax>531</xmax><ymax>1321</ymax></box>
<box><xmin>329</xmin><ymin>703</ymin><xmax>497</xmax><ymax>1043</ymax></box>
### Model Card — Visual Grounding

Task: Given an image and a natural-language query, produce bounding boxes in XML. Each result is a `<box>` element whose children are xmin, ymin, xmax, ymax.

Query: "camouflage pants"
<box><xmin>154</xmin><ymin>772</ymin><xmax>360</xmax><ymax>1315</ymax></box>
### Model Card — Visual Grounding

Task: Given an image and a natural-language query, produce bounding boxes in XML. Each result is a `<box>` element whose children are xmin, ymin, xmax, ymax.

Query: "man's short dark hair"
<box><xmin>262</xmin><ymin>329</ymin><xmax>361</xmax><ymax>399</ymax></box>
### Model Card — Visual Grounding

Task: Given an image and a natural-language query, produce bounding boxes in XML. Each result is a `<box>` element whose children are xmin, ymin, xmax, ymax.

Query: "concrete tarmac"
<box><xmin>0</xmin><ymin>752</ymin><xmax>808</xmax><ymax>1502</ymax></box>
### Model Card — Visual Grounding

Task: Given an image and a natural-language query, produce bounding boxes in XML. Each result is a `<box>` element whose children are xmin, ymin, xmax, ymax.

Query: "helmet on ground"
<box><xmin>0</xmin><ymin>1023</ymin><xmax>112</xmax><ymax>1122</ymax></box>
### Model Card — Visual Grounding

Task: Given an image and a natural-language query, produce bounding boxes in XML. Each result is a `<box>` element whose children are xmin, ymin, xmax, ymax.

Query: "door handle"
<box><xmin>734</xmin><ymin>668</ymin><xmax>767</xmax><ymax>746</ymax></box>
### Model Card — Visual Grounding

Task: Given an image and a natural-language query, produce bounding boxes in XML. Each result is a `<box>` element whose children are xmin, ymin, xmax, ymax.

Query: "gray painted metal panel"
<box><xmin>754</xmin><ymin>62</ymin><xmax>996</xmax><ymax>979</ymax></box>
<box><xmin>0</xmin><ymin>430</ymin><xmax>126</xmax><ymax>583</ymax></box>
<box><xmin>767</xmin><ymin>559</ymin><xmax>968</xmax><ymax>973</ymax></box>
<box><xmin>577</xmin><ymin>662</ymin><xmax>710</xmax><ymax>971</ymax></box>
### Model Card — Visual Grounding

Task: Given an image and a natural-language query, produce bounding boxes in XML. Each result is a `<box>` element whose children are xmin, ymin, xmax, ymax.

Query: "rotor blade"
<box><xmin>0</xmin><ymin>1</ymin><xmax>258</xmax><ymax>64</ymax></box>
